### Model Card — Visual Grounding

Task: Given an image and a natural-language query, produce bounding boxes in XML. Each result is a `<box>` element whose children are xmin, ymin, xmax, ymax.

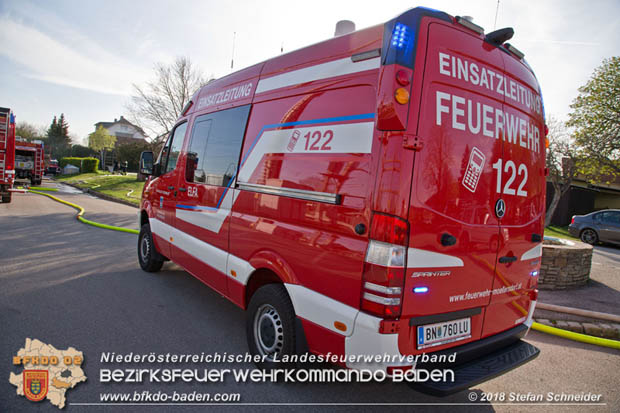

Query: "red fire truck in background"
<box><xmin>15</xmin><ymin>137</ymin><xmax>44</xmax><ymax>186</ymax></box>
<box><xmin>0</xmin><ymin>107</ymin><xmax>16</xmax><ymax>203</ymax></box>
<box><xmin>137</xmin><ymin>7</ymin><xmax>546</xmax><ymax>394</ymax></box>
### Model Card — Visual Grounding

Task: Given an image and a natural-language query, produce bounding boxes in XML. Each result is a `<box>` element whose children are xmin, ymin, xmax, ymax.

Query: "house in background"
<box><xmin>546</xmin><ymin>175</ymin><xmax>620</xmax><ymax>226</ymax></box>
<box><xmin>93</xmin><ymin>116</ymin><xmax>148</xmax><ymax>170</ymax></box>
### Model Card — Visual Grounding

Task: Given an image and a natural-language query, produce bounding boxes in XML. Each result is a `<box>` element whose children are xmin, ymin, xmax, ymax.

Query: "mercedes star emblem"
<box><xmin>495</xmin><ymin>199</ymin><xmax>506</xmax><ymax>219</ymax></box>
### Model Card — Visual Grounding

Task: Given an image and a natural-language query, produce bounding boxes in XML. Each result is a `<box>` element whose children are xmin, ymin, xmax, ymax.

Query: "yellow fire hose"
<box><xmin>28</xmin><ymin>189</ymin><xmax>139</xmax><ymax>235</ymax></box>
<box><xmin>23</xmin><ymin>189</ymin><xmax>620</xmax><ymax>350</ymax></box>
<box><xmin>531</xmin><ymin>322</ymin><xmax>620</xmax><ymax>350</ymax></box>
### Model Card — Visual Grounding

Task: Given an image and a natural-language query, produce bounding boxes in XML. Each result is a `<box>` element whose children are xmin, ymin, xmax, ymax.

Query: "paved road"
<box><xmin>1</xmin><ymin>187</ymin><xmax>618</xmax><ymax>412</ymax></box>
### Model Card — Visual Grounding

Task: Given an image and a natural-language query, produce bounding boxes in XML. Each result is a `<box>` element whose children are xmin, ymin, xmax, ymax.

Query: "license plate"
<box><xmin>417</xmin><ymin>317</ymin><xmax>471</xmax><ymax>349</ymax></box>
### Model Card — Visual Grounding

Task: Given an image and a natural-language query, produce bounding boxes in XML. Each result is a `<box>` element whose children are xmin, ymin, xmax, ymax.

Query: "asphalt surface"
<box><xmin>1</xmin><ymin>183</ymin><xmax>619</xmax><ymax>412</ymax></box>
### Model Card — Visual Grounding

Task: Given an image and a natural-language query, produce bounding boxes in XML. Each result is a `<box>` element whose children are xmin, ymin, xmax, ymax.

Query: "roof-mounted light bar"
<box><xmin>456</xmin><ymin>16</ymin><xmax>484</xmax><ymax>35</ymax></box>
<box><xmin>505</xmin><ymin>43</ymin><xmax>525</xmax><ymax>60</ymax></box>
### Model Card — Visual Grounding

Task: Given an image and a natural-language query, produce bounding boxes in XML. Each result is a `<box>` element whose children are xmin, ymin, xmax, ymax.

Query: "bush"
<box><xmin>59</xmin><ymin>157</ymin><xmax>99</xmax><ymax>173</ymax></box>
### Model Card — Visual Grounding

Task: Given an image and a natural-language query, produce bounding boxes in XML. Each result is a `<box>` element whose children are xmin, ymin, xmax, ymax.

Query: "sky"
<box><xmin>0</xmin><ymin>0</ymin><xmax>618</xmax><ymax>145</ymax></box>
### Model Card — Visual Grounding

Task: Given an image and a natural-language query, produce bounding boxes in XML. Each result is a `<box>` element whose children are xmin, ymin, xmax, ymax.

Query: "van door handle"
<box><xmin>499</xmin><ymin>256</ymin><xmax>517</xmax><ymax>264</ymax></box>
<box><xmin>441</xmin><ymin>233</ymin><xmax>456</xmax><ymax>246</ymax></box>
<box><xmin>168</xmin><ymin>185</ymin><xmax>175</xmax><ymax>190</ymax></box>
<box><xmin>178</xmin><ymin>187</ymin><xmax>187</xmax><ymax>192</ymax></box>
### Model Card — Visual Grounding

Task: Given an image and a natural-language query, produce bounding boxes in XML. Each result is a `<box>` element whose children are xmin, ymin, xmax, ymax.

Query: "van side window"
<box><xmin>163</xmin><ymin>122</ymin><xmax>187</xmax><ymax>174</ymax></box>
<box><xmin>186</xmin><ymin>105</ymin><xmax>251</xmax><ymax>187</ymax></box>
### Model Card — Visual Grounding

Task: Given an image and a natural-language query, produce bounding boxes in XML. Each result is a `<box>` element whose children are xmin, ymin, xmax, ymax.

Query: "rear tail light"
<box><xmin>370</xmin><ymin>213</ymin><xmax>409</xmax><ymax>246</ymax></box>
<box><xmin>395</xmin><ymin>70</ymin><xmax>410</xmax><ymax>86</ymax></box>
<box><xmin>571</xmin><ymin>217</ymin><xmax>575</xmax><ymax>225</ymax></box>
<box><xmin>361</xmin><ymin>214</ymin><xmax>409</xmax><ymax>319</ymax></box>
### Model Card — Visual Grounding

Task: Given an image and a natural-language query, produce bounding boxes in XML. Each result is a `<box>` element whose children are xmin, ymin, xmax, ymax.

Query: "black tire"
<box><xmin>138</xmin><ymin>224</ymin><xmax>164</xmax><ymax>272</ymax></box>
<box><xmin>246</xmin><ymin>284</ymin><xmax>297</xmax><ymax>369</ymax></box>
<box><xmin>1</xmin><ymin>194</ymin><xmax>11</xmax><ymax>203</ymax></box>
<box><xmin>580</xmin><ymin>228</ymin><xmax>598</xmax><ymax>245</ymax></box>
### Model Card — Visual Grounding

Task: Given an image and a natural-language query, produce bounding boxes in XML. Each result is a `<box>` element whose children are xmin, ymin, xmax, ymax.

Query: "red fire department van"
<box><xmin>0</xmin><ymin>107</ymin><xmax>16</xmax><ymax>203</ymax></box>
<box><xmin>138</xmin><ymin>7</ymin><xmax>545</xmax><ymax>394</ymax></box>
<box><xmin>15</xmin><ymin>137</ymin><xmax>44</xmax><ymax>186</ymax></box>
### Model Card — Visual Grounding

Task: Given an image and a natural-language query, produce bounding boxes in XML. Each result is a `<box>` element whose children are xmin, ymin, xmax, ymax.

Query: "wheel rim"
<box><xmin>581</xmin><ymin>230</ymin><xmax>596</xmax><ymax>244</ymax></box>
<box><xmin>140</xmin><ymin>234</ymin><xmax>150</xmax><ymax>263</ymax></box>
<box><xmin>253</xmin><ymin>304</ymin><xmax>284</xmax><ymax>360</ymax></box>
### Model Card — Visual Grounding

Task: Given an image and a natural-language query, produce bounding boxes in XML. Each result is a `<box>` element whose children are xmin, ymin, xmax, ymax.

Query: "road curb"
<box><xmin>57</xmin><ymin>181</ymin><xmax>139</xmax><ymax>209</ymax></box>
<box><xmin>535</xmin><ymin>318</ymin><xmax>620</xmax><ymax>340</ymax></box>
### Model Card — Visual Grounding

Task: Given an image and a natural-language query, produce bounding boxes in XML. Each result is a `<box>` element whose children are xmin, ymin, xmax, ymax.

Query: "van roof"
<box><xmin>189</xmin><ymin>7</ymin><xmax>535</xmax><ymax>115</ymax></box>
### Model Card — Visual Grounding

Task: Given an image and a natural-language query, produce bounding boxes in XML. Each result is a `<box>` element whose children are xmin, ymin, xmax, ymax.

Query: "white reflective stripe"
<box><xmin>238</xmin><ymin>122</ymin><xmax>374</xmax><ymax>183</ymax></box>
<box><xmin>149</xmin><ymin>217</ymin><xmax>171</xmax><ymax>245</ymax></box>
<box><xmin>149</xmin><ymin>217</ymin><xmax>254</xmax><ymax>280</ymax></box>
<box><xmin>521</xmin><ymin>243</ymin><xmax>542</xmax><ymax>261</ymax></box>
<box><xmin>175</xmin><ymin>189</ymin><xmax>238</xmax><ymax>233</ymax></box>
<box><xmin>345</xmin><ymin>312</ymin><xmax>411</xmax><ymax>372</ymax></box>
<box><xmin>284</xmin><ymin>283</ymin><xmax>358</xmax><ymax>337</ymax></box>
<box><xmin>170</xmin><ymin>225</ymin><xmax>228</xmax><ymax>274</ymax></box>
<box><xmin>226</xmin><ymin>254</ymin><xmax>255</xmax><ymax>285</ymax></box>
<box><xmin>407</xmin><ymin>248</ymin><xmax>464</xmax><ymax>268</ymax></box>
<box><xmin>256</xmin><ymin>57</ymin><xmax>380</xmax><ymax>94</ymax></box>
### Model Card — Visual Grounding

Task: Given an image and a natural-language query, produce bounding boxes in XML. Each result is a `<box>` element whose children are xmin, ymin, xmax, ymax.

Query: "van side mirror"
<box><xmin>139</xmin><ymin>151</ymin><xmax>154</xmax><ymax>176</ymax></box>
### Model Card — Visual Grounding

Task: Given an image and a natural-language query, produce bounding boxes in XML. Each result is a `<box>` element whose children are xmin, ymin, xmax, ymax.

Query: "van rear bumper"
<box><xmin>411</xmin><ymin>324</ymin><xmax>540</xmax><ymax>396</ymax></box>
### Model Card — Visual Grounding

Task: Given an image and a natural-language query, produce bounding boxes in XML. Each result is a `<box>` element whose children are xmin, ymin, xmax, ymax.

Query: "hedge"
<box><xmin>59</xmin><ymin>157</ymin><xmax>99</xmax><ymax>173</ymax></box>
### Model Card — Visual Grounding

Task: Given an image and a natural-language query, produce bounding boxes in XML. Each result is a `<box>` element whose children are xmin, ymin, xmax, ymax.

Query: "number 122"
<box><xmin>492</xmin><ymin>159</ymin><xmax>528</xmax><ymax>197</ymax></box>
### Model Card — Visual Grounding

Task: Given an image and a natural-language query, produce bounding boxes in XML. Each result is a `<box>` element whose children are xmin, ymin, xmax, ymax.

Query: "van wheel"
<box><xmin>580</xmin><ymin>228</ymin><xmax>598</xmax><ymax>245</ymax></box>
<box><xmin>138</xmin><ymin>224</ymin><xmax>164</xmax><ymax>272</ymax></box>
<box><xmin>246</xmin><ymin>284</ymin><xmax>296</xmax><ymax>369</ymax></box>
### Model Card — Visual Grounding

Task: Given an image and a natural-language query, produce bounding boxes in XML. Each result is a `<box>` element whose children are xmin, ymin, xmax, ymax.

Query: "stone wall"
<box><xmin>539</xmin><ymin>238</ymin><xmax>593</xmax><ymax>289</ymax></box>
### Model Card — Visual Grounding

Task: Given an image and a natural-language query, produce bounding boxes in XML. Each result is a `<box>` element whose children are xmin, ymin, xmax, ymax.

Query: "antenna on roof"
<box><xmin>231</xmin><ymin>31</ymin><xmax>236</xmax><ymax>71</ymax></box>
<box><xmin>494</xmin><ymin>0</ymin><xmax>500</xmax><ymax>30</ymax></box>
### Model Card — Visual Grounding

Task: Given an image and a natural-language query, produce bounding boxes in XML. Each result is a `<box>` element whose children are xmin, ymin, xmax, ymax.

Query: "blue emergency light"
<box><xmin>391</xmin><ymin>23</ymin><xmax>412</xmax><ymax>49</ymax></box>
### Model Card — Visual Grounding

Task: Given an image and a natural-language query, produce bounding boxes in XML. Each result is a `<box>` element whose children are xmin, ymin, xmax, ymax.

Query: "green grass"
<box><xmin>54</xmin><ymin>172</ymin><xmax>144</xmax><ymax>206</ymax></box>
<box><xmin>544</xmin><ymin>225</ymin><xmax>578</xmax><ymax>240</ymax></box>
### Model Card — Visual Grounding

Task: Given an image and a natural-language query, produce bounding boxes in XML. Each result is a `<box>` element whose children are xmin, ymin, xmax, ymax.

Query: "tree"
<box><xmin>88</xmin><ymin>126</ymin><xmax>116</xmax><ymax>169</ymax></box>
<box><xmin>16</xmin><ymin>121</ymin><xmax>43</xmax><ymax>141</ymax></box>
<box><xmin>127</xmin><ymin>56</ymin><xmax>211</xmax><ymax>139</ymax></box>
<box><xmin>117</xmin><ymin>141</ymin><xmax>150</xmax><ymax>172</ymax></box>
<box><xmin>71</xmin><ymin>144</ymin><xmax>96</xmax><ymax>157</ymax></box>
<box><xmin>567</xmin><ymin>56</ymin><xmax>620</xmax><ymax>182</ymax></box>
<box><xmin>545</xmin><ymin>117</ymin><xmax>578</xmax><ymax>226</ymax></box>
<box><xmin>47</xmin><ymin>114</ymin><xmax>72</xmax><ymax>158</ymax></box>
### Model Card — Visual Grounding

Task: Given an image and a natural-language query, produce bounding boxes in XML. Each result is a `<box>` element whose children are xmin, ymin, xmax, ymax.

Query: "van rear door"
<box><xmin>401</xmin><ymin>22</ymin><xmax>505</xmax><ymax>346</ymax></box>
<box><xmin>481</xmin><ymin>52</ymin><xmax>545</xmax><ymax>337</ymax></box>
